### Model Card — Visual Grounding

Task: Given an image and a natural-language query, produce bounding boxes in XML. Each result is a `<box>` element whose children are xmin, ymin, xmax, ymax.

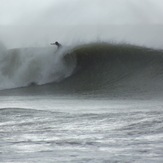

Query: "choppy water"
<box><xmin>0</xmin><ymin>96</ymin><xmax>163</xmax><ymax>163</ymax></box>
<box><xmin>1</xmin><ymin>42</ymin><xmax>163</xmax><ymax>162</ymax></box>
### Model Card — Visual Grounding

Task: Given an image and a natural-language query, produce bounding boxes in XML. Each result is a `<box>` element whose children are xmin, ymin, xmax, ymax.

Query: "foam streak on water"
<box><xmin>0</xmin><ymin>97</ymin><xmax>163</xmax><ymax>163</ymax></box>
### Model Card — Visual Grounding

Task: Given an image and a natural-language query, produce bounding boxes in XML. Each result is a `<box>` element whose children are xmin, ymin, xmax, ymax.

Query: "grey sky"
<box><xmin>1</xmin><ymin>0</ymin><xmax>163</xmax><ymax>49</ymax></box>
<box><xmin>1</xmin><ymin>0</ymin><xmax>163</xmax><ymax>25</ymax></box>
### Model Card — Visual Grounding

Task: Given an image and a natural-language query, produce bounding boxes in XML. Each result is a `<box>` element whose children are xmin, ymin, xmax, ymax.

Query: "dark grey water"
<box><xmin>0</xmin><ymin>95</ymin><xmax>163</xmax><ymax>163</ymax></box>
<box><xmin>1</xmin><ymin>42</ymin><xmax>163</xmax><ymax>162</ymax></box>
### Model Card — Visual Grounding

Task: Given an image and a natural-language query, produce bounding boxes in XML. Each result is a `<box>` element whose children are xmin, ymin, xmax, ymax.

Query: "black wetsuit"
<box><xmin>55</xmin><ymin>42</ymin><xmax>62</xmax><ymax>49</ymax></box>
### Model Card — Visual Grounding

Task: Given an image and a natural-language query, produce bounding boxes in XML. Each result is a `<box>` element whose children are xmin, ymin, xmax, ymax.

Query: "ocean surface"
<box><xmin>0</xmin><ymin>42</ymin><xmax>163</xmax><ymax>162</ymax></box>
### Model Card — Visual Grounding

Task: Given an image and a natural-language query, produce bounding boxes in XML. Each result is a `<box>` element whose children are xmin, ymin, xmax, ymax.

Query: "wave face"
<box><xmin>60</xmin><ymin>43</ymin><xmax>163</xmax><ymax>98</ymax></box>
<box><xmin>1</xmin><ymin>42</ymin><xmax>163</xmax><ymax>98</ymax></box>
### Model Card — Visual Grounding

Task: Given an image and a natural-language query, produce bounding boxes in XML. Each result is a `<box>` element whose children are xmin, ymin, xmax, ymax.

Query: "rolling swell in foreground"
<box><xmin>1</xmin><ymin>42</ymin><xmax>163</xmax><ymax>99</ymax></box>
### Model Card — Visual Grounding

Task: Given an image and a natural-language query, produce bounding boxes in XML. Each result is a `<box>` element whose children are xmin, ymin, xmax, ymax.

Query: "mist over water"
<box><xmin>0</xmin><ymin>0</ymin><xmax>163</xmax><ymax>49</ymax></box>
<box><xmin>0</xmin><ymin>25</ymin><xmax>163</xmax><ymax>50</ymax></box>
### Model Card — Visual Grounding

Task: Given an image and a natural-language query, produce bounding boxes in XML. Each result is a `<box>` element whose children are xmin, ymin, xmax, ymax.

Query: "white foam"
<box><xmin>0</xmin><ymin>43</ymin><xmax>76</xmax><ymax>90</ymax></box>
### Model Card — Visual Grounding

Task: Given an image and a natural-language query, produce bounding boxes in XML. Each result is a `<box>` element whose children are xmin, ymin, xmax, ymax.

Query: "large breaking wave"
<box><xmin>1</xmin><ymin>41</ymin><xmax>163</xmax><ymax>98</ymax></box>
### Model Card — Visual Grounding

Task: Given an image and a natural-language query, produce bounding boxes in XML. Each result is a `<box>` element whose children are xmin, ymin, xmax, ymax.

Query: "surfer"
<box><xmin>51</xmin><ymin>41</ymin><xmax>62</xmax><ymax>50</ymax></box>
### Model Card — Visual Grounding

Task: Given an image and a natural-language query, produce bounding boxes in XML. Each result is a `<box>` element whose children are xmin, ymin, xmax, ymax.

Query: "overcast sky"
<box><xmin>1</xmin><ymin>0</ymin><xmax>163</xmax><ymax>26</ymax></box>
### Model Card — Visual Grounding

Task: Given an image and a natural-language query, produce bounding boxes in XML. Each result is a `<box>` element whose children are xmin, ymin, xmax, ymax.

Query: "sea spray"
<box><xmin>0</xmin><ymin>44</ymin><xmax>76</xmax><ymax>90</ymax></box>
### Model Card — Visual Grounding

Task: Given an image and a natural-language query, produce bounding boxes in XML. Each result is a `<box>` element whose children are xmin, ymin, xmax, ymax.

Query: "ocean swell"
<box><xmin>1</xmin><ymin>42</ymin><xmax>163</xmax><ymax>98</ymax></box>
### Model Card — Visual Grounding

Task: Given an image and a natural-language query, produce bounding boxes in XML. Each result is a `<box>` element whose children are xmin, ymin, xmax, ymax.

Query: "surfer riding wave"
<box><xmin>51</xmin><ymin>41</ymin><xmax>62</xmax><ymax>53</ymax></box>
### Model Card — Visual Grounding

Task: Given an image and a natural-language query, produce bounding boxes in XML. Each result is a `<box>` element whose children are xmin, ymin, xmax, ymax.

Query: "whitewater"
<box><xmin>0</xmin><ymin>42</ymin><xmax>76</xmax><ymax>90</ymax></box>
